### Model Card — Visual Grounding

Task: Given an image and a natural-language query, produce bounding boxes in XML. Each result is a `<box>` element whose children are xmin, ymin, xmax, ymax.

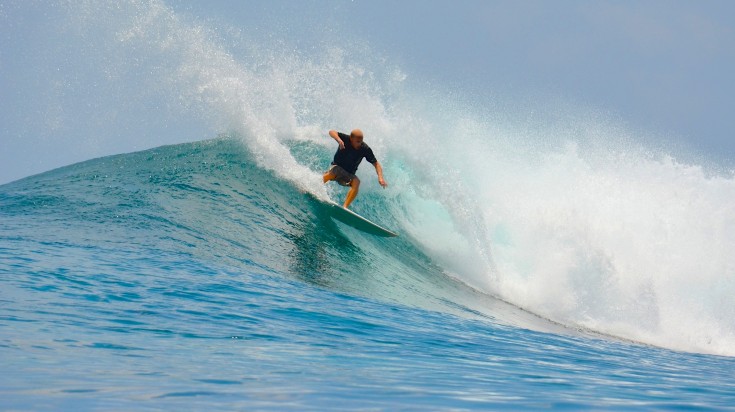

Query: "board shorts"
<box><xmin>328</xmin><ymin>164</ymin><xmax>356</xmax><ymax>187</ymax></box>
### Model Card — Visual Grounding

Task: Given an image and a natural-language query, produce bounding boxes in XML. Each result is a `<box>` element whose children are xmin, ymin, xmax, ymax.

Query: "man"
<box><xmin>322</xmin><ymin>129</ymin><xmax>388</xmax><ymax>209</ymax></box>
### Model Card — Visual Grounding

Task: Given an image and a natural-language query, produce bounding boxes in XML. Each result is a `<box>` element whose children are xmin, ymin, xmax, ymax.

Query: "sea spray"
<box><xmin>475</xmin><ymin>124</ymin><xmax>735</xmax><ymax>355</ymax></box>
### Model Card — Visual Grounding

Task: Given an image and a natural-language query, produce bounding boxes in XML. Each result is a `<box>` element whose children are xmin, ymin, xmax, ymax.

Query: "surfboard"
<box><xmin>324</xmin><ymin>201</ymin><xmax>398</xmax><ymax>237</ymax></box>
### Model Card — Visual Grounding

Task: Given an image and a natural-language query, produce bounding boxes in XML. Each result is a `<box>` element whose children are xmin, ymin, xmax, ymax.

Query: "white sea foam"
<box><xmin>410</xmin><ymin>107</ymin><xmax>735</xmax><ymax>356</ymax></box>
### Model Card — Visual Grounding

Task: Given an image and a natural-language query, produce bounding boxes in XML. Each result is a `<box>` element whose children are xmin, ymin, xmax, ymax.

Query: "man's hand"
<box><xmin>379</xmin><ymin>178</ymin><xmax>388</xmax><ymax>188</ymax></box>
<box><xmin>338</xmin><ymin>140</ymin><xmax>345</xmax><ymax>150</ymax></box>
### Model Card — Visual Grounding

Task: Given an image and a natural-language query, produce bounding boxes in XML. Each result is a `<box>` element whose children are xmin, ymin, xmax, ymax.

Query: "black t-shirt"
<box><xmin>332</xmin><ymin>132</ymin><xmax>377</xmax><ymax>174</ymax></box>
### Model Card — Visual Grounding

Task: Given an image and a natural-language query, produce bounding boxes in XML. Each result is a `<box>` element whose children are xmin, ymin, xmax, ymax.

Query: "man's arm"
<box><xmin>373</xmin><ymin>161</ymin><xmax>388</xmax><ymax>188</ymax></box>
<box><xmin>328</xmin><ymin>130</ymin><xmax>345</xmax><ymax>150</ymax></box>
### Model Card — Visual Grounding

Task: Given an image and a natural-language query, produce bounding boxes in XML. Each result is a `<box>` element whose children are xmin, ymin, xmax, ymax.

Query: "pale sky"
<box><xmin>344</xmin><ymin>0</ymin><xmax>735</xmax><ymax>157</ymax></box>
<box><xmin>2</xmin><ymin>0</ymin><xmax>734</xmax><ymax>184</ymax></box>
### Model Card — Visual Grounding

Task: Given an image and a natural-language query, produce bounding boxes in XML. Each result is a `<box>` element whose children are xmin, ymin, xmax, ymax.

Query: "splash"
<box><xmin>61</xmin><ymin>0</ymin><xmax>404</xmax><ymax>199</ymax></box>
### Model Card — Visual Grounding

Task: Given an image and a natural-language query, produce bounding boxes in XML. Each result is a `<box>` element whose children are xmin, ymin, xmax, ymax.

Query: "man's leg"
<box><xmin>322</xmin><ymin>170</ymin><xmax>336</xmax><ymax>183</ymax></box>
<box><xmin>343</xmin><ymin>176</ymin><xmax>360</xmax><ymax>208</ymax></box>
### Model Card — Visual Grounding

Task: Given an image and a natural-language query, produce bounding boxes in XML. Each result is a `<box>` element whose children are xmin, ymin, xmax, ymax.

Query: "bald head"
<box><xmin>348</xmin><ymin>129</ymin><xmax>365</xmax><ymax>149</ymax></box>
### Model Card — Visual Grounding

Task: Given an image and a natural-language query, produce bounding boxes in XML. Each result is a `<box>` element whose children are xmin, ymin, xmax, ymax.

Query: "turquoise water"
<box><xmin>2</xmin><ymin>137</ymin><xmax>734</xmax><ymax>410</ymax></box>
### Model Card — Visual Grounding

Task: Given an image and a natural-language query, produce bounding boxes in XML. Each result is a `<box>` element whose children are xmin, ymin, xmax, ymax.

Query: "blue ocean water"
<box><xmin>4</xmin><ymin>0</ymin><xmax>735</xmax><ymax>410</ymax></box>
<box><xmin>2</xmin><ymin>137</ymin><xmax>734</xmax><ymax>410</ymax></box>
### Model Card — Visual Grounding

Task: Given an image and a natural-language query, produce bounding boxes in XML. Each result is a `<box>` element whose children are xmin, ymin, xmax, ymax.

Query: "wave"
<box><xmin>5</xmin><ymin>131</ymin><xmax>735</xmax><ymax>357</ymax></box>
<box><xmin>6</xmin><ymin>0</ymin><xmax>735</xmax><ymax>356</ymax></box>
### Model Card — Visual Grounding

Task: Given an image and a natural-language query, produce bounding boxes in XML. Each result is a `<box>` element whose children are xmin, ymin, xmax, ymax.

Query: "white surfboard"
<box><xmin>325</xmin><ymin>201</ymin><xmax>398</xmax><ymax>238</ymax></box>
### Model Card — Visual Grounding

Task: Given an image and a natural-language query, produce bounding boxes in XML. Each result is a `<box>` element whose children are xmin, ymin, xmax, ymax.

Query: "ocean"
<box><xmin>2</xmin><ymin>1</ymin><xmax>735</xmax><ymax>410</ymax></box>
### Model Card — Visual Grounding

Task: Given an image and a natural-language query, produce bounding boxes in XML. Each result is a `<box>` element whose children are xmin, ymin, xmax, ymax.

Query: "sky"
<box><xmin>1</xmin><ymin>0</ymin><xmax>735</xmax><ymax>184</ymax></box>
<box><xmin>344</xmin><ymin>0</ymin><xmax>735</xmax><ymax>157</ymax></box>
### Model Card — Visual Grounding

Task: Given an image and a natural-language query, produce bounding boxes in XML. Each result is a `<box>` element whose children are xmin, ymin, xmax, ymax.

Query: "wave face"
<box><xmin>0</xmin><ymin>137</ymin><xmax>488</xmax><ymax>316</ymax></box>
<box><xmin>5</xmin><ymin>0</ymin><xmax>735</xmax><ymax>360</ymax></box>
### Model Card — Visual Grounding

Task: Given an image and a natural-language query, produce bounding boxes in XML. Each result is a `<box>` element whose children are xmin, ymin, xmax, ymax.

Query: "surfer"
<box><xmin>322</xmin><ymin>129</ymin><xmax>388</xmax><ymax>209</ymax></box>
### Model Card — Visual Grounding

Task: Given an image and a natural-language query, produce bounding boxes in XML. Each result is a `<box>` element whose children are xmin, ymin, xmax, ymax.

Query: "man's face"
<box><xmin>349</xmin><ymin>133</ymin><xmax>363</xmax><ymax>149</ymax></box>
